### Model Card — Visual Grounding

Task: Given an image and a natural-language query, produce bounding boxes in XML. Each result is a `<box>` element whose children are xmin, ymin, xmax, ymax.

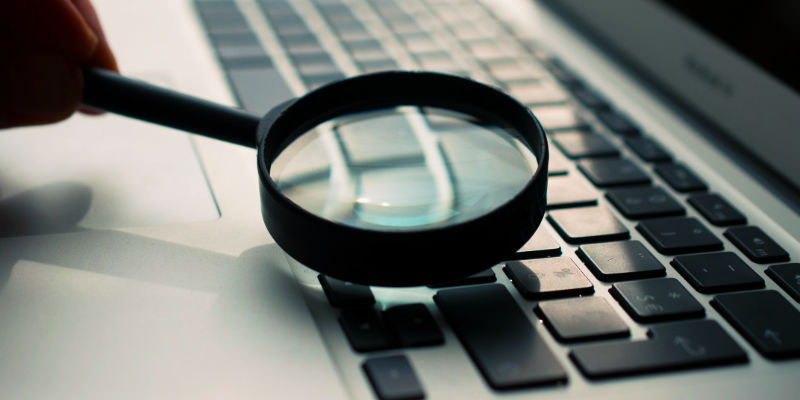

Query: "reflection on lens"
<box><xmin>270</xmin><ymin>106</ymin><xmax>538</xmax><ymax>231</ymax></box>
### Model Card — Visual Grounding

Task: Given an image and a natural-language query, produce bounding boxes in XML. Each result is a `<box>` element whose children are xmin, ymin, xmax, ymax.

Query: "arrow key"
<box><xmin>711</xmin><ymin>290</ymin><xmax>800</xmax><ymax>359</ymax></box>
<box><xmin>363</xmin><ymin>355</ymin><xmax>425</xmax><ymax>400</ymax></box>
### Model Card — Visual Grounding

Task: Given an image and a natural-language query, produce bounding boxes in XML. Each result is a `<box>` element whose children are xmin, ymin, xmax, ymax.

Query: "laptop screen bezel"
<box><xmin>541</xmin><ymin>0</ymin><xmax>800</xmax><ymax>194</ymax></box>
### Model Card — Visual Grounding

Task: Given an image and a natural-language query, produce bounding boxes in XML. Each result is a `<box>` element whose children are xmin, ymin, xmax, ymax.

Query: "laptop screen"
<box><xmin>658</xmin><ymin>0</ymin><xmax>800</xmax><ymax>96</ymax></box>
<box><xmin>543</xmin><ymin>0</ymin><xmax>800</xmax><ymax>198</ymax></box>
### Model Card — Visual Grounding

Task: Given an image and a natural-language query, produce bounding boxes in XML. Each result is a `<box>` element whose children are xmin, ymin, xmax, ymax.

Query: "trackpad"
<box><xmin>0</xmin><ymin>109</ymin><xmax>220</xmax><ymax>236</ymax></box>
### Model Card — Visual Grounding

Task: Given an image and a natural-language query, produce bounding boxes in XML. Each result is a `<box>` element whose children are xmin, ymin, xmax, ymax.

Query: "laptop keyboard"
<box><xmin>193</xmin><ymin>0</ymin><xmax>800</xmax><ymax>397</ymax></box>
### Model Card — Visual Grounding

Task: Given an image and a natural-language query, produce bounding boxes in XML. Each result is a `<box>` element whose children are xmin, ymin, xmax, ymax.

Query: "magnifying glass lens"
<box><xmin>271</xmin><ymin>106</ymin><xmax>538</xmax><ymax>232</ymax></box>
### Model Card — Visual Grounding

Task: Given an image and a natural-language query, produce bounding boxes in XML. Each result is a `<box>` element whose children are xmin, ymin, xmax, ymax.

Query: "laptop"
<box><xmin>1</xmin><ymin>0</ymin><xmax>798</xmax><ymax>398</ymax></box>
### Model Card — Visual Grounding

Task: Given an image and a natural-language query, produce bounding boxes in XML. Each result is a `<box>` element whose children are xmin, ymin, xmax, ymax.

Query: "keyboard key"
<box><xmin>434</xmin><ymin>284</ymin><xmax>568</xmax><ymax>389</ymax></box>
<box><xmin>531</xmin><ymin>105</ymin><xmax>587</xmax><ymax>132</ymax></box>
<box><xmin>724</xmin><ymin>226</ymin><xmax>790</xmax><ymax>264</ymax></box>
<box><xmin>319</xmin><ymin>275</ymin><xmax>375</xmax><ymax>307</ymax></box>
<box><xmin>548</xmin><ymin>206</ymin><xmax>629</xmax><ymax>244</ymax></box>
<box><xmin>535</xmin><ymin>297</ymin><xmax>629</xmax><ymax>343</ymax></box>
<box><xmin>637</xmin><ymin>217</ymin><xmax>723</xmax><ymax>255</ymax></box>
<box><xmin>507</xmin><ymin>81</ymin><xmax>569</xmax><ymax>106</ymax></box>
<box><xmin>551</xmin><ymin>131</ymin><xmax>619</xmax><ymax>159</ymax></box>
<box><xmin>211</xmin><ymin>34</ymin><xmax>262</xmax><ymax>53</ymax></box>
<box><xmin>577</xmin><ymin>240</ymin><xmax>665</xmax><ymax>282</ymax></box>
<box><xmin>426</xmin><ymin>269</ymin><xmax>496</xmax><ymax>288</ymax></box>
<box><xmin>513</xmin><ymin>228</ymin><xmax>562</xmax><ymax>258</ymax></box>
<box><xmin>210</xmin><ymin>31</ymin><xmax>260</xmax><ymax>46</ymax></box>
<box><xmin>487</xmin><ymin>61</ymin><xmax>545</xmax><ymax>83</ymax></box>
<box><xmin>363</xmin><ymin>355</ymin><xmax>425</xmax><ymax>400</ymax></box>
<box><xmin>570</xmin><ymin>320</ymin><xmax>747</xmax><ymax>379</ymax></box>
<box><xmin>546</xmin><ymin>174</ymin><xmax>598</xmax><ymax>209</ymax></box>
<box><xmin>339</xmin><ymin>308</ymin><xmax>397</xmax><ymax>352</ymax></box>
<box><xmin>578</xmin><ymin>158</ymin><xmax>650</xmax><ymax>187</ymax></box>
<box><xmin>611</xmin><ymin>278</ymin><xmax>704</xmax><ymax>322</ymax></box>
<box><xmin>606</xmin><ymin>186</ymin><xmax>684</xmax><ymax>219</ymax></box>
<box><xmin>711</xmin><ymin>290</ymin><xmax>800</xmax><ymax>359</ymax></box>
<box><xmin>655</xmin><ymin>163</ymin><xmax>707</xmax><ymax>192</ymax></box>
<box><xmin>504</xmin><ymin>257</ymin><xmax>594</xmax><ymax>300</ymax></box>
<box><xmin>625</xmin><ymin>136</ymin><xmax>671</xmax><ymax>162</ymax></box>
<box><xmin>383</xmin><ymin>303</ymin><xmax>444</xmax><ymax>347</ymax></box>
<box><xmin>226</xmin><ymin>67</ymin><xmax>295</xmax><ymax>113</ymax></box>
<box><xmin>671</xmin><ymin>252</ymin><xmax>764</xmax><ymax>294</ymax></box>
<box><xmin>688</xmin><ymin>193</ymin><xmax>746</xmax><ymax>226</ymax></box>
<box><xmin>570</xmin><ymin>86</ymin><xmax>610</xmax><ymax>110</ymax></box>
<box><xmin>597</xmin><ymin>110</ymin><xmax>640</xmax><ymax>136</ymax></box>
<box><xmin>766</xmin><ymin>263</ymin><xmax>800</xmax><ymax>302</ymax></box>
<box><xmin>546</xmin><ymin>59</ymin><xmax>582</xmax><ymax>87</ymax></box>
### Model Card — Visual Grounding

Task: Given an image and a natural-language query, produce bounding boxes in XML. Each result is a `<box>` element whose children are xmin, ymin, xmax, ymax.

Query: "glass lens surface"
<box><xmin>270</xmin><ymin>106</ymin><xmax>538</xmax><ymax>231</ymax></box>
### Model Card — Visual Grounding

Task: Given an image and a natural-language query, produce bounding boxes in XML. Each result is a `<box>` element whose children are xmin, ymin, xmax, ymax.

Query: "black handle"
<box><xmin>81</xmin><ymin>67</ymin><xmax>261</xmax><ymax>148</ymax></box>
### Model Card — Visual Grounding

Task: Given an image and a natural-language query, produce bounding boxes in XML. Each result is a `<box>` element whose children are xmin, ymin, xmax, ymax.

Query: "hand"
<box><xmin>0</xmin><ymin>0</ymin><xmax>118</xmax><ymax>129</ymax></box>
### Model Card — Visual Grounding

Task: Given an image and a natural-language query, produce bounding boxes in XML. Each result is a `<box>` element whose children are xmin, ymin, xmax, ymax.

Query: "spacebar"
<box><xmin>434</xmin><ymin>284</ymin><xmax>567</xmax><ymax>389</ymax></box>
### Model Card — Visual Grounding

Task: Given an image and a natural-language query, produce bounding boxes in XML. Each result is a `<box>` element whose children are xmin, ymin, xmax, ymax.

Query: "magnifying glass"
<box><xmin>82</xmin><ymin>68</ymin><xmax>549</xmax><ymax>287</ymax></box>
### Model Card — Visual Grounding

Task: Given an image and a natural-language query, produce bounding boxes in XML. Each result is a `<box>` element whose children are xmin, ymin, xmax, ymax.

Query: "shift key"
<box><xmin>434</xmin><ymin>284</ymin><xmax>567</xmax><ymax>389</ymax></box>
<box><xmin>570</xmin><ymin>319</ymin><xmax>747</xmax><ymax>379</ymax></box>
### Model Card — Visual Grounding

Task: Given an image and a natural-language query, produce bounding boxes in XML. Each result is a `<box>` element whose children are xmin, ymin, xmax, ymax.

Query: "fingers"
<box><xmin>71</xmin><ymin>0</ymin><xmax>119</xmax><ymax>72</ymax></box>
<box><xmin>0</xmin><ymin>51</ymin><xmax>83</xmax><ymax>128</ymax></box>
<box><xmin>0</xmin><ymin>0</ymin><xmax>118</xmax><ymax>128</ymax></box>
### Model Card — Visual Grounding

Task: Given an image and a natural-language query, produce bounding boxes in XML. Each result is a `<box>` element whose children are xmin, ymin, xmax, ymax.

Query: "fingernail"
<box><xmin>9</xmin><ymin>51</ymin><xmax>81</xmax><ymax>123</ymax></box>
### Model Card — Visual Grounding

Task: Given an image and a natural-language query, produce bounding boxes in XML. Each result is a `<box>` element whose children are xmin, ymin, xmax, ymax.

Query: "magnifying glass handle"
<box><xmin>81</xmin><ymin>67</ymin><xmax>261</xmax><ymax>148</ymax></box>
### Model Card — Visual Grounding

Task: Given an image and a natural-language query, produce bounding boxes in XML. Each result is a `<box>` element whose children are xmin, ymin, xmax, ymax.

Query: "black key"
<box><xmin>221</xmin><ymin>55</ymin><xmax>274</xmax><ymax>69</ymax></box>
<box><xmin>671</xmin><ymin>252</ymin><xmax>764</xmax><ymax>294</ymax></box>
<box><xmin>383</xmin><ymin>303</ymin><xmax>444</xmax><ymax>347</ymax></box>
<box><xmin>290</xmin><ymin>51</ymin><xmax>334</xmax><ymax>65</ymax></box>
<box><xmin>577</xmin><ymin>240</ymin><xmax>665</xmax><ymax>282</ymax></box>
<box><xmin>547</xmin><ymin>59</ymin><xmax>582</xmax><ymax>87</ymax></box>
<box><xmin>426</xmin><ymin>269</ymin><xmax>496</xmax><ymax>288</ymax></box>
<box><xmin>319</xmin><ymin>274</ymin><xmax>375</xmax><ymax>307</ymax></box>
<box><xmin>625</xmin><ymin>136</ymin><xmax>671</xmax><ymax>162</ymax></box>
<box><xmin>766</xmin><ymin>263</ymin><xmax>800</xmax><ymax>302</ymax></box>
<box><xmin>570</xmin><ymin>86</ymin><xmax>610</xmax><ymax>110</ymax></box>
<box><xmin>655</xmin><ymin>163</ymin><xmax>707</xmax><ymax>192</ymax></box>
<box><xmin>504</xmin><ymin>257</ymin><xmax>594</xmax><ymax>300</ymax></box>
<box><xmin>216</xmin><ymin>43</ymin><xmax>268</xmax><ymax>60</ymax></box>
<box><xmin>724</xmin><ymin>226</ymin><xmax>790</xmax><ymax>264</ymax></box>
<box><xmin>210</xmin><ymin>31</ymin><xmax>260</xmax><ymax>46</ymax></box>
<box><xmin>363</xmin><ymin>355</ymin><xmax>425</xmax><ymax>400</ymax></box>
<box><xmin>548</xmin><ymin>206</ymin><xmax>629</xmax><ymax>244</ymax></box>
<box><xmin>606</xmin><ymin>186</ymin><xmax>684</xmax><ymax>219</ymax></box>
<box><xmin>339</xmin><ymin>308</ymin><xmax>397</xmax><ymax>352</ymax></box>
<box><xmin>570</xmin><ymin>319</ymin><xmax>747</xmax><ymax>379</ymax></box>
<box><xmin>711</xmin><ymin>290</ymin><xmax>800</xmax><ymax>359</ymax></box>
<box><xmin>513</xmin><ymin>228</ymin><xmax>562</xmax><ymax>259</ymax></box>
<box><xmin>535</xmin><ymin>297</ymin><xmax>629</xmax><ymax>343</ymax></box>
<box><xmin>597</xmin><ymin>110</ymin><xmax>640</xmax><ymax>136</ymax></box>
<box><xmin>546</xmin><ymin>174</ymin><xmax>598</xmax><ymax>209</ymax></box>
<box><xmin>637</xmin><ymin>217</ymin><xmax>723</xmax><ymax>255</ymax></box>
<box><xmin>551</xmin><ymin>132</ymin><xmax>619</xmax><ymax>159</ymax></box>
<box><xmin>688</xmin><ymin>193</ymin><xmax>746</xmax><ymax>226</ymax></box>
<box><xmin>434</xmin><ymin>284</ymin><xmax>568</xmax><ymax>389</ymax></box>
<box><xmin>226</xmin><ymin>67</ymin><xmax>294</xmax><ymax>113</ymax></box>
<box><xmin>611</xmin><ymin>278</ymin><xmax>704</xmax><ymax>322</ymax></box>
<box><xmin>578</xmin><ymin>158</ymin><xmax>650</xmax><ymax>187</ymax></box>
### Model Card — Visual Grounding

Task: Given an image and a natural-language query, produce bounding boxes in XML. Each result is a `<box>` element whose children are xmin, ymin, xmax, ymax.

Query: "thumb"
<box><xmin>0</xmin><ymin>50</ymin><xmax>83</xmax><ymax>128</ymax></box>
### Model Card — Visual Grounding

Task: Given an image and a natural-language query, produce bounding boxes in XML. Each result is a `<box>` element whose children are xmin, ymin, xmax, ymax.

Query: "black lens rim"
<box><xmin>256</xmin><ymin>71</ymin><xmax>548</xmax><ymax>286</ymax></box>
